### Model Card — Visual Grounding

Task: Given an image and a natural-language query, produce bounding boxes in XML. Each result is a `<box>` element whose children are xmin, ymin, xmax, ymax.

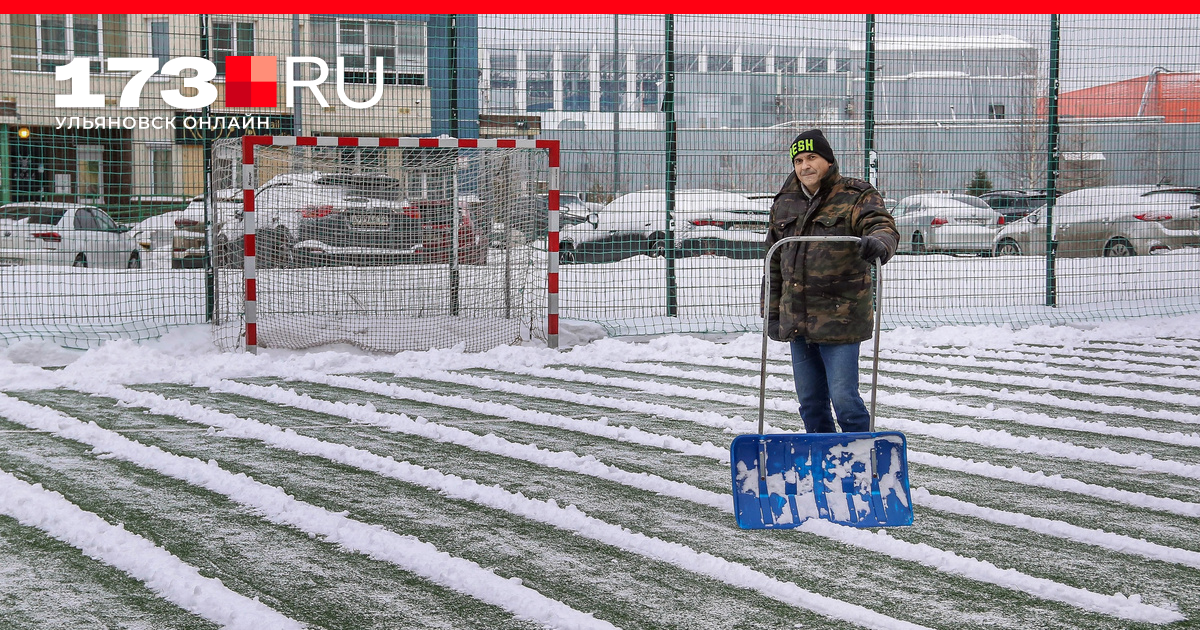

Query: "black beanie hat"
<box><xmin>789</xmin><ymin>129</ymin><xmax>836</xmax><ymax>164</ymax></box>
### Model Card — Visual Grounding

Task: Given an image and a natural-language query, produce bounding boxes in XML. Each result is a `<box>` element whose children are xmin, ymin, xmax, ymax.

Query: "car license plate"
<box><xmin>350</xmin><ymin>215</ymin><xmax>389</xmax><ymax>228</ymax></box>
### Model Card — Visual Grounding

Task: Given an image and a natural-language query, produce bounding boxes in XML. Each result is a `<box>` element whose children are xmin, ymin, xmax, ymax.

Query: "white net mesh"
<box><xmin>211</xmin><ymin>139</ymin><xmax>551</xmax><ymax>353</ymax></box>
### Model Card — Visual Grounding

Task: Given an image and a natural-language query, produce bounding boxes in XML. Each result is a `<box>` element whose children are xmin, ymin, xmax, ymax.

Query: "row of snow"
<box><xmin>1</xmin><ymin>316</ymin><xmax>1198</xmax><ymax>629</ymax></box>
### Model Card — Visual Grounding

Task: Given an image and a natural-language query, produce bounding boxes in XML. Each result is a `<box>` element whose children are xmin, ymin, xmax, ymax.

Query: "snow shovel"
<box><xmin>730</xmin><ymin>235</ymin><xmax>913</xmax><ymax>529</ymax></box>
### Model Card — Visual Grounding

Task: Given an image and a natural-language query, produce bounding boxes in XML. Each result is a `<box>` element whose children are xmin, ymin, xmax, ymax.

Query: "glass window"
<box><xmin>211</xmin><ymin>20</ymin><xmax>253</xmax><ymax>75</ymax></box>
<box><xmin>743</xmin><ymin>55</ymin><xmax>766</xmax><ymax>73</ymax></box>
<box><xmin>322</xmin><ymin>17</ymin><xmax>424</xmax><ymax>85</ymax></box>
<box><xmin>77</xmin><ymin>145</ymin><xmax>103</xmax><ymax>202</ymax></box>
<box><xmin>806</xmin><ymin>55</ymin><xmax>828</xmax><ymax>73</ymax></box>
<box><xmin>0</xmin><ymin>205</ymin><xmax>66</xmax><ymax>225</ymax></box>
<box><xmin>236</xmin><ymin>22</ymin><xmax>253</xmax><ymax>56</ymax></box>
<box><xmin>11</xmin><ymin>14</ymin><xmax>122</xmax><ymax>72</ymax></box>
<box><xmin>526</xmin><ymin>52</ymin><xmax>553</xmax><ymax>112</ymax></box>
<box><xmin>707</xmin><ymin>54</ymin><xmax>733</xmax><ymax>72</ymax></box>
<box><xmin>152</xmin><ymin>148</ymin><xmax>173</xmax><ymax>196</ymax></box>
<box><xmin>310</xmin><ymin>17</ymin><xmax>336</xmax><ymax>69</ymax></box>
<box><xmin>776</xmin><ymin>56</ymin><xmax>799</xmax><ymax>74</ymax></box>
<box><xmin>74</xmin><ymin>208</ymin><xmax>100</xmax><ymax>230</ymax></box>
<box><xmin>636</xmin><ymin>54</ymin><xmax>662</xmax><ymax>112</ymax></box>
<box><xmin>41</xmin><ymin>15</ymin><xmax>67</xmax><ymax>56</ymax></box>
<box><xmin>490</xmin><ymin>54</ymin><xmax>517</xmax><ymax>112</ymax></box>
<box><xmin>150</xmin><ymin>20</ymin><xmax>169</xmax><ymax>68</ymax></box>
<box><xmin>396</xmin><ymin>22</ymin><xmax>425</xmax><ymax>75</ymax></box>
<box><xmin>92</xmin><ymin>208</ymin><xmax>119</xmax><ymax>231</ymax></box>
<box><xmin>72</xmin><ymin>15</ymin><xmax>99</xmax><ymax>57</ymax></box>
<box><xmin>212</xmin><ymin>22</ymin><xmax>232</xmax><ymax>74</ymax></box>
<box><xmin>676</xmin><ymin>54</ymin><xmax>698</xmax><ymax>73</ymax></box>
<box><xmin>339</xmin><ymin>20</ymin><xmax>365</xmax><ymax>69</ymax></box>
<box><xmin>369</xmin><ymin>22</ymin><xmax>395</xmax><ymax>71</ymax></box>
<box><xmin>600</xmin><ymin>53</ymin><xmax>623</xmax><ymax>112</ymax></box>
<box><xmin>563</xmin><ymin>52</ymin><xmax>590</xmax><ymax>112</ymax></box>
<box><xmin>103</xmin><ymin>15</ymin><xmax>127</xmax><ymax>58</ymax></box>
<box><xmin>11</xmin><ymin>15</ymin><xmax>36</xmax><ymax>71</ymax></box>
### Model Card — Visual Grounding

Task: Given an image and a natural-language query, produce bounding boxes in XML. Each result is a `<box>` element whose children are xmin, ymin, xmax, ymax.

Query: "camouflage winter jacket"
<box><xmin>764</xmin><ymin>167</ymin><xmax>898</xmax><ymax>344</ymax></box>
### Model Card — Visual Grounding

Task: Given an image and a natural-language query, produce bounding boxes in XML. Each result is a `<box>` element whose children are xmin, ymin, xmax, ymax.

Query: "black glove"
<box><xmin>858</xmin><ymin>234</ymin><xmax>891</xmax><ymax>264</ymax></box>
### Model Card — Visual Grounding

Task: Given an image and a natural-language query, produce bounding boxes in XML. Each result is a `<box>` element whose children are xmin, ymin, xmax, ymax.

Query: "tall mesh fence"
<box><xmin>0</xmin><ymin>14</ymin><xmax>1197</xmax><ymax>349</ymax></box>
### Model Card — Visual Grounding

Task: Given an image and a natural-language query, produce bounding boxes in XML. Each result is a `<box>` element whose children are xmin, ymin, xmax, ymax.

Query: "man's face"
<box><xmin>793</xmin><ymin>152</ymin><xmax>831</xmax><ymax>192</ymax></box>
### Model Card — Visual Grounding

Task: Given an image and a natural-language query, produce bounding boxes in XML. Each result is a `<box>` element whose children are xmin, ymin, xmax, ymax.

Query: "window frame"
<box><xmin>11</xmin><ymin>14</ymin><xmax>126</xmax><ymax>73</ymax></box>
<box><xmin>149</xmin><ymin>19</ymin><xmax>170</xmax><ymax>69</ymax></box>
<box><xmin>310</xmin><ymin>16</ymin><xmax>427</xmax><ymax>86</ymax></box>
<box><xmin>210</xmin><ymin>19</ymin><xmax>255</xmax><ymax>76</ymax></box>
<box><xmin>150</xmin><ymin>145</ymin><xmax>173</xmax><ymax>196</ymax></box>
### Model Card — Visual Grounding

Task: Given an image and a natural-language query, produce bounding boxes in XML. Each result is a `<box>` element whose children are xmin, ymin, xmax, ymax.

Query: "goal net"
<box><xmin>210</xmin><ymin>136</ymin><xmax>560</xmax><ymax>354</ymax></box>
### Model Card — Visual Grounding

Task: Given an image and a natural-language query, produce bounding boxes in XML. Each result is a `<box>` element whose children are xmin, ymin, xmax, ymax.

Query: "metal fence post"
<box><xmin>864</xmin><ymin>15</ymin><xmax>877</xmax><ymax>187</ymax></box>
<box><xmin>613</xmin><ymin>14</ymin><xmax>621</xmax><ymax>196</ymax></box>
<box><xmin>664</xmin><ymin>14</ymin><xmax>678</xmax><ymax>318</ymax></box>
<box><xmin>1045</xmin><ymin>14</ymin><xmax>1061</xmax><ymax>308</ymax></box>
<box><xmin>0</xmin><ymin>125</ymin><xmax>9</xmax><ymax>205</ymax></box>
<box><xmin>201</xmin><ymin>14</ymin><xmax>216</xmax><ymax>323</ymax></box>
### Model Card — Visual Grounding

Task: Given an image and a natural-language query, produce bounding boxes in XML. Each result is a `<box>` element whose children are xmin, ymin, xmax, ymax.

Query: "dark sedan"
<box><xmin>294</xmin><ymin>200</ymin><xmax>488</xmax><ymax>266</ymax></box>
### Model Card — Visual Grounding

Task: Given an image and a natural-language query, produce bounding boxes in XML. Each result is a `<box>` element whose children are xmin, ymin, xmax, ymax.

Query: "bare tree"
<box><xmin>997</xmin><ymin>47</ymin><xmax>1047</xmax><ymax>191</ymax></box>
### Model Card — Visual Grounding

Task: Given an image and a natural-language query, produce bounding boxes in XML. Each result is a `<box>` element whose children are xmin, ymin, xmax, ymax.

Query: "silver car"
<box><xmin>992</xmin><ymin>185</ymin><xmax>1200</xmax><ymax>257</ymax></box>
<box><xmin>892</xmin><ymin>193</ymin><xmax>1006</xmax><ymax>255</ymax></box>
<box><xmin>0</xmin><ymin>202</ymin><xmax>141</xmax><ymax>268</ymax></box>
<box><xmin>559</xmin><ymin>188</ymin><xmax>769</xmax><ymax>263</ymax></box>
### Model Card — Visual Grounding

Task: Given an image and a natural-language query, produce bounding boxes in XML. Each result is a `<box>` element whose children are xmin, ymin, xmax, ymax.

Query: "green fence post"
<box><xmin>664</xmin><ymin>14</ymin><xmax>678</xmax><ymax>318</ymax></box>
<box><xmin>1045</xmin><ymin>14</ymin><xmax>1061</xmax><ymax>308</ymax></box>
<box><xmin>202</xmin><ymin>14</ymin><xmax>216</xmax><ymax>323</ymax></box>
<box><xmin>613</xmin><ymin>14</ymin><xmax>621</xmax><ymax>196</ymax></box>
<box><xmin>0</xmin><ymin>125</ymin><xmax>9</xmax><ymax>205</ymax></box>
<box><xmin>864</xmin><ymin>15</ymin><xmax>877</xmax><ymax>186</ymax></box>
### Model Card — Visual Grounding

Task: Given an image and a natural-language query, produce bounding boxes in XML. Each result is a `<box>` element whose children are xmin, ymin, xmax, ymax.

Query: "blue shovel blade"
<box><xmin>730</xmin><ymin>431</ymin><xmax>914</xmax><ymax>529</ymax></box>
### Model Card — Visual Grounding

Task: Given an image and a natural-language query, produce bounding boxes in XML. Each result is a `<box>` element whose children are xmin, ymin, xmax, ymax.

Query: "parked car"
<box><xmin>0</xmin><ymin>202</ymin><xmax>142</xmax><ymax>268</ymax></box>
<box><xmin>561</xmin><ymin>192</ymin><xmax>603</xmax><ymax>215</ymax></box>
<box><xmin>293</xmin><ymin>197</ymin><xmax>489</xmax><ymax>266</ymax></box>
<box><xmin>128</xmin><ymin>210</ymin><xmax>184</xmax><ymax>268</ymax></box>
<box><xmin>892</xmin><ymin>193</ymin><xmax>1006</xmax><ymax>255</ymax></box>
<box><xmin>200</xmin><ymin>172</ymin><xmax>415</xmax><ymax>268</ymax></box>
<box><xmin>993</xmin><ymin>185</ymin><xmax>1200</xmax><ymax>257</ymax></box>
<box><xmin>490</xmin><ymin>194</ymin><xmax>592</xmax><ymax>247</ymax></box>
<box><xmin>171</xmin><ymin>189</ymin><xmax>244</xmax><ymax>268</ymax></box>
<box><xmin>980</xmin><ymin>189</ymin><xmax>1050</xmax><ymax>222</ymax></box>
<box><xmin>130</xmin><ymin>210</ymin><xmax>181</xmax><ymax>251</ymax></box>
<box><xmin>558</xmin><ymin>188</ymin><xmax>770</xmax><ymax>263</ymax></box>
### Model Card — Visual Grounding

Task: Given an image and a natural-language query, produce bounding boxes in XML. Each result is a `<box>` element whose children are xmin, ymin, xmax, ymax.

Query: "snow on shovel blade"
<box><xmin>730</xmin><ymin>431</ymin><xmax>914</xmax><ymax>529</ymax></box>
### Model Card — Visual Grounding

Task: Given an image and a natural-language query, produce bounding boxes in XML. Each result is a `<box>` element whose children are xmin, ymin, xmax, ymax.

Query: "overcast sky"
<box><xmin>479</xmin><ymin>14</ymin><xmax>1200</xmax><ymax>91</ymax></box>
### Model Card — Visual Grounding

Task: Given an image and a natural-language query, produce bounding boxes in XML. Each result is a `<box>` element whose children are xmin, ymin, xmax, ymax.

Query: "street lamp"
<box><xmin>16</xmin><ymin>126</ymin><xmax>30</xmax><ymax>139</ymax></box>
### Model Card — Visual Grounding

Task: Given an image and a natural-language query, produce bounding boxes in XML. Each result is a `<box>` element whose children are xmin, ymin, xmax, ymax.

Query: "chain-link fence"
<box><xmin>1</xmin><ymin>14</ymin><xmax>1197</xmax><ymax>349</ymax></box>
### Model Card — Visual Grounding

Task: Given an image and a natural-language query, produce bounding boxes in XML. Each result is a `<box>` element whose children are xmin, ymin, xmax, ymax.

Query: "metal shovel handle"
<box><xmin>758</xmin><ymin>235</ymin><xmax>883</xmax><ymax>436</ymax></box>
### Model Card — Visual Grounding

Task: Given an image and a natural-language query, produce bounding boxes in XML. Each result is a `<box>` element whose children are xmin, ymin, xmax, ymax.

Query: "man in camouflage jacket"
<box><xmin>765</xmin><ymin>129</ymin><xmax>898</xmax><ymax>433</ymax></box>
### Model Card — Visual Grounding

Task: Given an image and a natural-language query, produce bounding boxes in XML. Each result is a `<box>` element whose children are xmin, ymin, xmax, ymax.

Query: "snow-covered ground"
<box><xmin>1</xmin><ymin>314</ymin><xmax>1198</xmax><ymax>629</ymax></box>
<box><xmin>3</xmin><ymin>247</ymin><xmax>1199</xmax><ymax>350</ymax></box>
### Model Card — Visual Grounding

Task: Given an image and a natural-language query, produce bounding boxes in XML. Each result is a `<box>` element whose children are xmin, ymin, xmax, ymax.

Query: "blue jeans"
<box><xmin>789</xmin><ymin>339</ymin><xmax>871</xmax><ymax>433</ymax></box>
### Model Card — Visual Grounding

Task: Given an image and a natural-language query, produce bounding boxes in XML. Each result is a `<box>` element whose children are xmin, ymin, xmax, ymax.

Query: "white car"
<box><xmin>0</xmin><ymin>202</ymin><xmax>142</xmax><ymax>268</ymax></box>
<box><xmin>892</xmin><ymin>193</ymin><xmax>1006</xmax><ymax>255</ymax></box>
<box><xmin>559</xmin><ymin>188</ymin><xmax>769</xmax><ymax>263</ymax></box>
<box><xmin>171</xmin><ymin>189</ymin><xmax>244</xmax><ymax>268</ymax></box>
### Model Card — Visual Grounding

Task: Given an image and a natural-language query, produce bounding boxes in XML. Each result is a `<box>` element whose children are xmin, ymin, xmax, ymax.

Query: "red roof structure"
<box><xmin>1046</xmin><ymin>69</ymin><xmax>1200</xmax><ymax>122</ymax></box>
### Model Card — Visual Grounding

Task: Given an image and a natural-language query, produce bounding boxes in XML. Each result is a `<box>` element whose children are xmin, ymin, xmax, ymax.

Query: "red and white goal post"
<box><xmin>220</xmin><ymin>135</ymin><xmax>561</xmax><ymax>354</ymax></box>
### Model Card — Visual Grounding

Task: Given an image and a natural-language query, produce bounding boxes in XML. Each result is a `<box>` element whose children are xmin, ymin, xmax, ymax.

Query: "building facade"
<box><xmin>0</xmin><ymin>14</ymin><xmax>479</xmax><ymax>209</ymax></box>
